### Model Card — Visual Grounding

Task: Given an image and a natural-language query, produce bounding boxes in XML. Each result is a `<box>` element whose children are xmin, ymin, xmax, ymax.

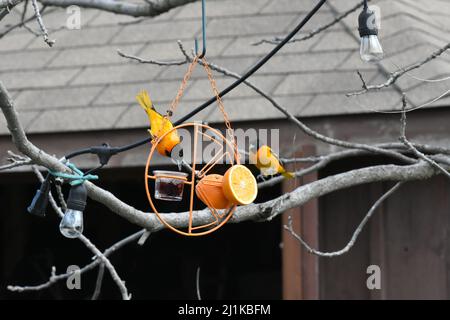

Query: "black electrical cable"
<box><xmin>65</xmin><ymin>0</ymin><xmax>328</xmax><ymax>163</ymax></box>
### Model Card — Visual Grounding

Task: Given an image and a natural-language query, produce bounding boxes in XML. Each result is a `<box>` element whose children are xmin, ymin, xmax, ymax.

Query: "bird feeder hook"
<box><xmin>194</xmin><ymin>0</ymin><xmax>206</xmax><ymax>59</ymax></box>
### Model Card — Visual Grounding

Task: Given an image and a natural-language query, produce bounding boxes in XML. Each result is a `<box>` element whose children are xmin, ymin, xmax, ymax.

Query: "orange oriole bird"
<box><xmin>249</xmin><ymin>144</ymin><xmax>295</xmax><ymax>179</ymax></box>
<box><xmin>136</xmin><ymin>90</ymin><xmax>180</xmax><ymax>157</ymax></box>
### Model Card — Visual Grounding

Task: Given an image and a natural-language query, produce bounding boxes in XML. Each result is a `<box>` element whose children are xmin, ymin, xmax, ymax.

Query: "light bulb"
<box><xmin>358</xmin><ymin>5</ymin><xmax>383</xmax><ymax>63</ymax></box>
<box><xmin>59</xmin><ymin>183</ymin><xmax>87</xmax><ymax>239</ymax></box>
<box><xmin>360</xmin><ymin>35</ymin><xmax>384</xmax><ymax>63</ymax></box>
<box><xmin>59</xmin><ymin>209</ymin><xmax>84</xmax><ymax>238</ymax></box>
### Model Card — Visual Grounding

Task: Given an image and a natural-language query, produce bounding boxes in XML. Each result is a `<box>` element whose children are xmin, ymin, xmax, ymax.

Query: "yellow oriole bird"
<box><xmin>136</xmin><ymin>90</ymin><xmax>181</xmax><ymax>157</ymax></box>
<box><xmin>249</xmin><ymin>143</ymin><xmax>295</xmax><ymax>179</ymax></box>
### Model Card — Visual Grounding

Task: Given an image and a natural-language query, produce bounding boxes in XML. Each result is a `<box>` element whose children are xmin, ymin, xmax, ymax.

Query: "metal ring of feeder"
<box><xmin>145</xmin><ymin>122</ymin><xmax>240</xmax><ymax>236</ymax></box>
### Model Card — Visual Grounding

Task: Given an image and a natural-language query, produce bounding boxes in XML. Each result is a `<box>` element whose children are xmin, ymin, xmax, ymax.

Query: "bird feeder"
<box><xmin>145</xmin><ymin>122</ymin><xmax>255</xmax><ymax>236</ymax></box>
<box><xmin>144</xmin><ymin>40</ymin><xmax>258</xmax><ymax>236</ymax></box>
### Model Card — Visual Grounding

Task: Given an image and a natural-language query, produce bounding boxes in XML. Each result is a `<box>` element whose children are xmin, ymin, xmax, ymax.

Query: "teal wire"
<box><xmin>49</xmin><ymin>162</ymin><xmax>98</xmax><ymax>186</ymax></box>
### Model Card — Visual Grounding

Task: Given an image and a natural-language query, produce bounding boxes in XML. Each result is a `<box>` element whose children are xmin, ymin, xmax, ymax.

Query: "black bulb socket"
<box><xmin>27</xmin><ymin>174</ymin><xmax>52</xmax><ymax>217</ymax></box>
<box><xmin>358</xmin><ymin>6</ymin><xmax>378</xmax><ymax>37</ymax></box>
<box><xmin>67</xmin><ymin>183</ymin><xmax>87</xmax><ymax>212</ymax></box>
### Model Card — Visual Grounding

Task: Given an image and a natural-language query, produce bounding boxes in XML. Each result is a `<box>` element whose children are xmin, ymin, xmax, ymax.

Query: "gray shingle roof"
<box><xmin>0</xmin><ymin>0</ymin><xmax>449</xmax><ymax>135</ymax></box>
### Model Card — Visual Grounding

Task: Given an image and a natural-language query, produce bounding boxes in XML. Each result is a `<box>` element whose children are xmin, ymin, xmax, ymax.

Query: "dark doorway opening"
<box><xmin>0</xmin><ymin>166</ymin><xmax>282</xmax><ymax>300</ymax></box>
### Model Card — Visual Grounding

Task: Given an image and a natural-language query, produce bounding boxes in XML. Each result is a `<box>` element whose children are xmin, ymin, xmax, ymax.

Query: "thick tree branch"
<box><xmin>39</xmin><ymin>0</ymin><xmax>197</xmax><ymax>17</ymax></box>
<box><xmin>2</xmin><ymin>80</ymin><xmax>446</xmax><ymax>235</ymax></box>
<box><xmin>89</xmin><ymin>161</ymin><xmax>444</xmax><ymax>231</ymax></box>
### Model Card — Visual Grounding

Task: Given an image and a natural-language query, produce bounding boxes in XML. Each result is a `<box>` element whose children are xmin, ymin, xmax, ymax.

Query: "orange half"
<box><xmin>222</xmin><ymin>165</ymin><xmax>258</xmax><ymax>205</ymax></box>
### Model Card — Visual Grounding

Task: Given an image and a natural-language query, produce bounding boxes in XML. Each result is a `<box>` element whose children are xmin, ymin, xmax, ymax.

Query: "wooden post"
<box><xmin>282</xmin><ymin>145</ymin><xmax>319</xmax><ymax>300</ymax></box>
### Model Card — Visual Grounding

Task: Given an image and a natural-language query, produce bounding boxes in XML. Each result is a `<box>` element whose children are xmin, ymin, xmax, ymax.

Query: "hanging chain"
<box><xmin>168</xmin><ymin>55</ymin><xmax>200</xmax><ymax>117</ymax></box>
<box><xmin>201</xmin><ymin>57</ymin><xmax>239</xmax><ymax>160</ymax></box>
<box><xmin>156</xmin><ymin>55</ymin><xmax>238</xmax><ymax>160</ymax></box>
<box><xmin>154</xmin><ymin>55</ymin><xmax>200</xmax><ymax>142</ymax></box>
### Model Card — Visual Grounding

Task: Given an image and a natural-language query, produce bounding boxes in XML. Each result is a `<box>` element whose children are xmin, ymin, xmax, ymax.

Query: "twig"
<box><xmin>280</xmin><ymin>155</ymin><xmax>325</xmax><ymax>164</ymax></box>
<box><xmin>137</xmin><ymin>230</ymin><xmax>151</xmax><ymax>245</ymax></box>
<box><xmin>0</xmin><ymin>151</ymin><xmax>32</xmax><ymax>171</ymax></box>
<box><xmin>0</xmin><ymin>6</ymin><xmax>54</xmax><ymax>39</ymax></box>
<box><xmin>0</xmin><ymin>0</ymin><xmax>23</xmax><ymax>21</ymax></box>
<box><xmin>55</xmin><ymin>183</ymin><xmax>67</xmax><ymax>212</ymax></box>
<box><xmin>399</xmin><ymin>94</ymin><xmax>450</xmax><ymax>180</ymax></box>
<box><xmin>91</xmin><ymin>263</ymin><xmax>105</xmax><ymax>300</ymax></box>
<box><xmin>253</xmin><ymin>1</ymin><xmax>366</xmax><ymax>46</ymax></box>
<box><xmin>196</xmin><ymin>266</ymin><xmax>201</xmax><ymax>301</ymax></box>
<box><xmin>117</xmin><ymin>49</ymin><xmax>187</xmax><ymax>66</ymax></box>
<box><xmin>8</xmin><ymin>266</ymin><xmax>58</xmax><ymax>292</ymax></box>
<box><xmin>0</xmin><ymin>0</ymin><xmax>23</xmax><ymax>8</ymax></box>
<box><xmin>258</xmin><ymin>149</ymin><xmax>365</xmax><ymax>188</ymax></box>
<box><xmin>347</xmin><ymin>42</ymin><xmax>450</xmax><ymax>97</ymax></box>
<box><xmin>30</xmin><ymin>0</ymin><xmax>55</xmax><ymax>46</ymax></box>
<box><xmin>284</xmin><ymin>182</ymin><xmax>403</xmax><ymax>257</ymax></box>
<box><xmin>260</xmin><ymin>143</ymin><xmax>450</xmax><ymax>188</ymax></box>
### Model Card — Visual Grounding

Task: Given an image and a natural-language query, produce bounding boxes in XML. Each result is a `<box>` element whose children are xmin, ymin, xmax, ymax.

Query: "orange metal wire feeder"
<box><xmin>145</xmin><ymin>122</ymin><xmax>241</xmax><ymax>236</ymax></box>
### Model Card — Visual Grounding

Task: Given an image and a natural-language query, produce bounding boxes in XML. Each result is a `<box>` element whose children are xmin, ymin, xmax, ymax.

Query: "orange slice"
<box><xmin>222</xmin><ymin>165</ymin><xmax>258</xmax><ymax>205</ymax></box>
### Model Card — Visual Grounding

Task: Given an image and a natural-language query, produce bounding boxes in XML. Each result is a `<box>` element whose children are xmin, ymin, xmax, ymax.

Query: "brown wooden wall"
<box><xmin>282</xmin><ymin>174</ymin><xmax>450</xmax><ymax>299</ymax></box>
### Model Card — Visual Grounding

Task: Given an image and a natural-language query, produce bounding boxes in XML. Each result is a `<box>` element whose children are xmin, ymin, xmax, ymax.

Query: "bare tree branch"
<box><xmin>55</xmin><ymin>182</ymin><xmax>67</xmax><ymax>211</ymax></box>
<box><xmin>347</xmin><ymin>42</ymin><xmax>450</xmax><ymax>97</ymax></box>
<box><xmin>0</xmin><ymin>0</ymin><xmax>23</xmax><ymax>8</ymax></box>
<box><xmin>117</xmin><ymin>49</ymin><xmax>187</xmax><ymax>66</ymax></box>
<box><xmin>0</xmin><ymin>0</ymin><xmax>22</xmax><ymax>20</ymax></box>
<box><xmin>8</xmin><ymin>229</ymin><xmax>144</xmax><ymax>293</ymax></box>
<box><xmin>284</xmin><ymin>182</ymin><xmax>403</xmax><ymax>257</ymax></box>
<box><xmin>196</xmin><ymin>266</ymin><xmax>201</xmax><ymax>301</ymax></box>
<box><xmin>253</xmin><ymin>1</ymin><xmax>366</xmax><ymax>46</ymax></box>
<box><xmin>30</xmin><ymin>0</ymin><xmax>54</xmax><ymax>46</ymax></box>
<box><xmin>91</xmin><ymin>263</ymin><xmax>105</xmax><ymax>300</ymax></box>
<box><xmin>7</xmin><ymin>266</ymin><xmax>59</xmax><ymax>292</ymax></box>
<box><xmin>0</xmin><ymin>6</ymin><xmax>54</xmax><ymax>39</ymax></box>
<box><xmin>0</xmin><ymin>151</ymin><xmax>32</xmax><ymax>171</ymax></box>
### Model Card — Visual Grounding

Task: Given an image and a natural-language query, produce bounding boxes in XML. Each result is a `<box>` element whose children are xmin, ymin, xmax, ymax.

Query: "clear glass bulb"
<box><xmin>59</xmin><ymin>209</ymin><xmax>84</xmax><ymax>238</ymax></box>
<box><xmin>360</xmin><ymin>35</ymin><xmax>384</xmax><ymax>63</ymax></box>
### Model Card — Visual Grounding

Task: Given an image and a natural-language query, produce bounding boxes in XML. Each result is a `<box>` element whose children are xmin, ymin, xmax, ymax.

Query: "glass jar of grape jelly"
<box><xmin>153</xmin><ymin>171</ymin><xmax>189</xmax><ymax>201</ymax></box>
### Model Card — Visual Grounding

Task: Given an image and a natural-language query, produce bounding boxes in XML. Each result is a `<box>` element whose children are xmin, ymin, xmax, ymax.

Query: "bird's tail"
<box><xmin>281</xmin><ymin>170</ymin><xmax>295</xmax><ymax>179</ymax></box>
<box><xmin>136</xmin><ymin>90</ymin><xmax>155</xmax><ymax>113</ymax></box>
